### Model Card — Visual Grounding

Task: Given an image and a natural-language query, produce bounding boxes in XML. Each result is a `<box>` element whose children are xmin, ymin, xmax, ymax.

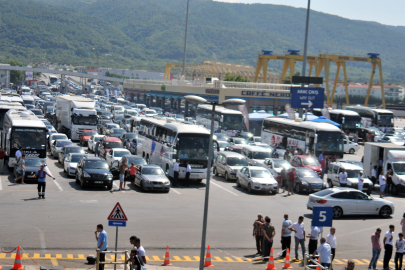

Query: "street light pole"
<box><xmin>300</xmin><ymin>0</ymin><xmax>311</xmax><ymax>119</ymax></box>
<box><xmin>182</xmin><ymin>0</ymin><xmax>190</xmax><ymax>79</ymax></box>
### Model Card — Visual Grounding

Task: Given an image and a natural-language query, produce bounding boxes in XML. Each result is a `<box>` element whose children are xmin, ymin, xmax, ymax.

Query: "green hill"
<box><xmin>5</xmin><ymin>0</ymin><xmax>405</xmax><ymax>83</ymax></box>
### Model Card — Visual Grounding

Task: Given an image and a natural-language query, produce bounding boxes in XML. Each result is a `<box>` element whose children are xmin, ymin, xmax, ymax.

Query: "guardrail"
<box><xmin>96</xmin><ymin>250</ymin><xmax>129</xmax><ymax>270</ymax></box>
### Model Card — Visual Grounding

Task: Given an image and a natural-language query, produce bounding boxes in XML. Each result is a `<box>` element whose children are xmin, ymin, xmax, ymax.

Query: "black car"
<box><xmin>109</xmin><ymin>128</ymin><xmax>126</xmax><ymax>138</ymax></box>
<box><xmin>120</xmin><ymin>132</ymin><xmax>138</xmax><ymax>144</ymax></box>
<box><xmin>76</xmin><ymin>157</ymin><xmax>113</xmax><ymax>189</ymax></box>
<box><xmin>110</xmin><ymin>155</ymin><xmax>147</xmax><ymax>179</ymax></box>
<box><xmin>14</xmin><ymin>157</ymin><xmax>46</xmax><ymax>182</ymax></box>
<box><xmin>58</xmin><ymin>146</ymin><xmax>85</xmax><ymax>164</ymax></box>
<box><xmin>294</xmin><ymin>167</ymin><xmax>326</xmax><ymax>194</ymax></box>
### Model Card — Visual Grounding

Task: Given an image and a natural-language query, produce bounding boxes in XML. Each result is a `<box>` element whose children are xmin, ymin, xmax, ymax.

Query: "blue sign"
<box><xmin>290</xmin><ymin>87</ymin><xmax>324</xmax><ymax>109</ymax></box>
<box><xmin>312</xmin><ymin>206</ymin><xmax>333</xmax><ymax>227</ymax></box>
<box><xmin>108</xmin><ymin>220</ymin><xmax>126</xmax><ymax>227</ymax></box>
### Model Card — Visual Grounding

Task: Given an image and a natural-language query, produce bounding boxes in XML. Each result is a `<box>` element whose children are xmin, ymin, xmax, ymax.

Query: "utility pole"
<box><xmin>300</xmin><ymin>0</ymin><xmax>311</xmax><ymax>119</ymax></box>
<box><xmin>182</xmin><ymin>0</ymin><xmax>190</xmax><ymax>79</ymax></box>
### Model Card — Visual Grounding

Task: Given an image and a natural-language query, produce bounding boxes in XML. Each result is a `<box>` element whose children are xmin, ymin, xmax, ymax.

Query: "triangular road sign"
<box><xmin>107</xmin><ymin>202</ymin><xmax>128</xmax><ymax>221</ymax></box>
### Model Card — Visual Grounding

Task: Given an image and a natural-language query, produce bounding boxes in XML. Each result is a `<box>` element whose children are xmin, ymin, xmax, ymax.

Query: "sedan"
<box><xmin>236</xmin><ymin>166</ymin><xmax>278</xmax><ymax>194</ymax></box>
<box><xmin>307</xmin><ymin>188</ymin><xmax>394</xmax><ymax>218</ymax></box>
<box><xmin>262</xmin><ymin>158</ymin><xmax>292</xmax><ymax>177</ymax></box>
<box><xmin>379</xmin><ymin>136</ymin><xmax>405</xmax><ymax>146</ymax></box>
<box><xmin>110</xmin><ymin>155</ymin><xmax>147</xmax><ymax>179</ymax></box>
<box><xmin>135</xmin><ymin>164</ymin><xmax>170</xmax><ymax>192</ymax></box>
<box><xmin>294</xmin><ymin>167</ymin><xmax>326</xmax><ymax>194</ymax></box>
<box><xmin>108</xmin><ymin>128</ymin><xmax>126</xmax><ymax>138</ymax></box>
<box><xmin>58</xmin><ymin>146</ymin><xmax>85</xmax><ymax>164</ymax></box>
<box><xmin>88</xmin><ymin>135</ymin><xmax>105</xmax><ymax>152</ymax></box>
<box><xmin>102</xmin><ymin>123</ymin><xmax>119</xmax><ymax>135</ymax></box>
<box><xmin>105</xmin><ymin>148</ymin><xmax>131</xmax><ymax>167</ymax></box>
<box><xmin>51</xmin><ymin>140</ymin><xmax>73</xmax><ymax>159</ymax></box>
<box><xmin>48</xmin><ymin>133</ymin><xmax>68</xmax><ymax>149</ymax></box>
<box><xmin>344</xmin><ymin>139</ymin><xmax>360</xmax><ymax>154</ymax></box>
<box><xmin>15</xmin><ymin>157</ymin><xmax>46</xmax><ymax>181</ymax></box>
<box><xmin>64</xmin><ymin>153</ymin><xmax>88</xmax><ymax>177</ymax></box>
<box><xmin>290</xmin><ymin>155</ymin><xmax>322</xmax><ymax>176</ymax></box>
<box><xmin>80</xmin><ymin>130</ymin><xmax>97</xmax><ymax>146</ymax></box>
<box><xmin>120</xmin><ymin>132</ymin><xmax>138</xmax><ymax>144</ymax></box>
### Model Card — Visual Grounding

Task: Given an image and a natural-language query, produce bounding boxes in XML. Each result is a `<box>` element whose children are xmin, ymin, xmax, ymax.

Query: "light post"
<box><xmin>183</xmin><ymin>95</ymin><xmax>246</xmax><ymax>270</ymax></box>
<box><xmin>300</xmin><ymin>0</ymin><xmax>311</xmax><ymax>119</ymax></box>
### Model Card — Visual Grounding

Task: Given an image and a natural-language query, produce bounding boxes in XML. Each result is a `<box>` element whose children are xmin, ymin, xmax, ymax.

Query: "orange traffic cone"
<box><xmin>315</xmin><ymin>258</ymin><xmax>321</xmax><ymax>270</ymax></box>
<box><xmin>266</xmin><ymin>248</ymin><xmax>277</xmax><ymax>270</ymax></box>
<box><xmin>282</xmin><ymin>248</ymin><xmax>292</xmax><ymax>269</ymax></box>
<box><xmin>11</xmin><ymin>246</ymin><xmax>24</xmax><ymax>270</ymax></box>
<box><xmin>161</xmin><ymin>245</ymin><xmax>172</xmax><ymax>266</ymax></box>
<box><xmin>204</xmin><ymin>245</ymin><xmax>214</xmax><ymax>267</ymax></box>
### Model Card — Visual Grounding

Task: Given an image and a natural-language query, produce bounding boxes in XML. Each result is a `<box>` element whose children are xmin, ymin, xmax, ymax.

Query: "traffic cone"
<box><xmin>161</xmin><ymin>245</ymin><xmax>172</xmax><ymax>266</ymax></box>
<box><xmin>282</xmin><ymin>248</ymin><xmax>292</xmax><ymax>269</ymax></box>
<box><xmin>266</xmin><ymin>248</ymin><xmax>277</xmax><ymax>270</ymax></box>
<box><xmin>315</xmin><ymin>258</ymin><xmax>321</xmax><ymax>270</ymax></box>
<box><xmin>11</xmin><ymin>246</ymin><xmax>24</xmax><ymax>270</ymax></box>
<box><xmin>204</xmin><ymin>245</ymin><xmax>214</xmax><ymax>267</ymax></box>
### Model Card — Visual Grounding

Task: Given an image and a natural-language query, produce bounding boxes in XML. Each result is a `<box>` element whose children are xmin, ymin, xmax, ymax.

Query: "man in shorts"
<box><xmin>14</xmin><ymin>154</ymin><xmax>26</xmax><ymax>184</ymax></box>
<box><xmin>119</xmin><ymin>161</ymin><xmax>127</xmax><ymax>190</ymax></box>
<box><xmin>287</xmin><ymin>167</ymin><xmax>295</xmax><ymax>196</ymax></box>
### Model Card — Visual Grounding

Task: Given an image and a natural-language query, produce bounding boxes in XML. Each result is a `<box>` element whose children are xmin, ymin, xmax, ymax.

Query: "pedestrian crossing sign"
<box><xmin>107</xmin><ymin>202</ymin><xmax>128</xmax><ymax>221</ymax></box>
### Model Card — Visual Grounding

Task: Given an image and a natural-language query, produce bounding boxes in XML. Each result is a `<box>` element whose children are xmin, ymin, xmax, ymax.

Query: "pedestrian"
<box><xmin>395</xmin><ymin>233</ymin><xmax>405</xmax><ymax>270</ymax></box>
<box><xmin>379</xmin><ymin>171</ymin><xmax>386</xmax><ymax>198</ymax></box>
<box><xmin>95</xmin><ymin>140</ymin><xmax>101</xmax><ymax>157</ymax></box>
<box><xmin>354</xmin><ymin>132</ymin><xmax>359</xmax><ymax>143</ymax></box>
<box><xmin>386</xmin><ymin>170</ymin><xmax>393</xmax><ymax>195</ymax></box>
<box><xmin>281</xmin><ymin>166</ymin><xmax>288</xmax><ymax>193</ymax></box>
<box><xmin>289</xmin><ymin>216</ymin><xmax>306</xmax><ymax>262</ymax></box>
<box><xmin>281</xmin><ymin>214</ymin><xmax>292</xmax><ymax>258</ymax></box>
<box><xmin>255</xmin><ymin>216</ymin><xmax>275</xmax><ymax>260</ymax></box>
<box><xmin>184</xmin><ymin>161</ymin><xmax>191</xmax><ymax>187</ymax></box>
<box><xmin>326</xmin><ymin>227</ymin><xmax>337</xmax><ymax>265</ymax></box>
<box><xmin>318</xmin><ymin>151</ymin><xmax>324</xmax><ymax>162</ymax></box>
<box><xmin>321</xmin><ymin>156</ymin><xmax>327</xmax><ymax>179</ymax></box>
<box><xmin>401</xmin><ymin>213</ymin><xmax>405</xmax><ymax>236</ymax></box>
<box><xmin>312</xmin><ymin>238</ymin><xmax>331</xmax><ymax>269</ymax></box>
<box><xmin>368</xmin><ymin>228</ymin><xmax>382</xmax><ymax>270</ymax></box>
<box><xmin>15</xmin><ymin>147</ymin><xmax>23</xmax><ymax>162</ymax></box>
<box><xmin>126</xmin><ymin>139</ymin><xmax>131</xmax><ymax>150</ymax></box>
<box><xmin>33</xmin><ymin>165</ymin><xmax>55</xmax><ymax>199</ymax></box>
<box><xmin>14</xmin><ymin>154</ymin><xmax>26</xmax><ymax>184</ymax></box>
<box><xmin>383</xmin><ymin>225</ymin><xmax>395</xmax><ymax>270</ymax></box>
<box><xmin>128</xmin><ymin>162</ymin><xmax>138</xmax><ymax>190</ymax></box>
<box><xmin>284</xmin><ymin>149</ymin><xmax>289</xmax><ymax>160</ymax></box>
<box><xmin>95</xmin><ymin>224</ymin><xmax>108</xmax><ymax>270</ymax></box>
<box><xmin>119</xmin><ymin>161</ymin><xmax>127</xmax><ymax>190</ymax></box>
<box><xmin>358</xmin><ymin>171</ymin><xmax>365</xmax><ymax>191</ymax></box>
<box><xmin>287</xmin><ymin>168</ymin><xmax>295</xmax><ymax>196</ymax></box>
<box><xmin>134</xmin><ymin>237</ymin><xmax>147</xmax><ymax>265</ymax></box>
<box><xmin>173</xmin><ymin>159</ymin><xmax>179</xmax><ymax>187</ymax></box>
<box><xmin>339</xmin><ymin>168</ymin><xmax>348</xmax><ymax>187</ymax></box>
<box><xmin>371</xmin><ymin>166</ymin><xmax>377</xmax><ymax>186</ymax></box>
<box><xmin>253</xmin><ymin>214</ymin><xmax>264</xmax><ymax>256</ymax></box>
<box><xmin>307</xmin><ymin>222</ymin><xmax>321</xmax><ymax>256</ymax></box>
<box><xmin>0</xmin><ymin>147</ymin><xmax>5</xmax><ymax>174</ymax></box>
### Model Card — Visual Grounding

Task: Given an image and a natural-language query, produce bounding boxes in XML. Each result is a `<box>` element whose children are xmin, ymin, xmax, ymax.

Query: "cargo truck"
<box><xmin>56</xmin><ymin>96</ymin><xmax>98</xmax><ymax>140</ymax></box>
<box><xmin>363</xmin><ymin>142</ymin><xmax>405</xmax><ymax>194</ymax></box>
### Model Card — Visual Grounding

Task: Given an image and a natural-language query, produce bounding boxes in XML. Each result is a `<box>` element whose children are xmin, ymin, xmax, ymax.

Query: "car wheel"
<box><xmin>295</xmin><ymin>183</ymin><xmax>301</xmax><ymax>194</ymax></box>
<box><xmin>214</xmin><ymin>167</ymin><xmax>218</xmax><ymax>176</ymax></box>
<box><xmin>349</xmin><ymin>148</ymin><xmax>355</xmax><ymax>154</ymax></box>
<box><xmin>379</xmin><ymin>206</ymin><xmax>392</xmax><ymax>218</ymax></box>
<box><xmin>328</xmin><ymin>179</ymin><xmax>333</xmax><ymax>188</ymax></box>
<box><xmin>63</xmin><ymin>166</ymin><xmax>66</xmax><ymax>173</ymax></box>
<box><xmin>80</xmin><ymin>177</ymin><xmax>86</xmax><ymax>189</ymax></box>
<box><xmin>164</xmin><ymin>189</ymin><xmax>170</xmax><ymax>193</ymax></box>
<box><xmin>107</xmin><ymin>184</ymin><xmax>113</xmax><ymax>190</ymax></box>
<box><xmin>333</xmin><ymin>206</ymin><xmax>343</xmax><ymax>219</ymax></box>
<box><xmin>140</xmin><ymin>181</ymin><xmax>145</xmax><ymax>192</ymax></box>
<box><xmin>236</xmin><ymin>178</ymin><xmax>241</xmax><ymax>187</ymax></box>
<box><xmin>272</xmin><ymin>191</ymin><xmax>277</xmax><ymax>195</ymax></box>
<box><xmin>196</xmin><ymin>179</ymin><xmax>202</xmax><ymax>183</ymax></box>
<box><xmin>247</xmin><ymin>183</ymin><xmax>253</xmax><ymax>193</ymax></box>
<box><xmin>225</xmin><ymin>172</ymin><xmax>229</xmax><ymax>181</ymax></box>
<box><xmin>75</xmin><ymin>174</ymin><xmax>79</xmax><ymax>184</ymax></box>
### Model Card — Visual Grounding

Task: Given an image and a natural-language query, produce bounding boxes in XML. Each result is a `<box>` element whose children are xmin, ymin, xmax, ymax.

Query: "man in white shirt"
<box><xmin>358</xmin><ymin>172</ymin><xmax>365</xmax><ymax>191</ymax></box>
<box><xmin>383</xmin><ymin>225</ymin><xmax>395</xmax><ymax>270</ymax></box>
<box><xmin>289</xmin><ymin>216</ymin><xmax>306</xmax><ymax>262</ymax></box>
<box><xmin>184</xmin><ymin>161</ymin><xmax>191</xmax><ymax>187</ymax></box>
<box><xmin>313</xmin><ymin>238</ymin><xmax>331</xmax><ymax>268</ymax></box>
<box><xmin>15</xmin><ymin>147</ymin><xmax>23</xmax><ymax>161</ymax></box>
<box><xmin>379</xmin><ymin>171</ymin><xmax>386</xmax><ymax>198</ymax></box>
<box><xmin>173</xmin><ymin>159</ymin><xmax>180</xmax><ymax>187</ymax></box>
<box><xmin>338</xmin><ymin>169</ymin><xmax>348</xmax><ymax>188</ymax></box>
<box><xmin>326</xmin><ymin>227</ymin><xmax>337</xmax><ymax>265</ymax></box>
<box><xmin>371</xmin><ymin>166</ymin><xmax>377</xmax><ymax>186</ymax></box>
<box><xmin>307</xmin><ymin>222</ymin><xmax>321</xmax><ymax>256</ymax></box>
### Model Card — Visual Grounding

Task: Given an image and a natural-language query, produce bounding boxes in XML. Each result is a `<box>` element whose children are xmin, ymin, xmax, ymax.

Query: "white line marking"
<box><xmin>211</xmin><ymin>181</ymin><xmax>238</xmax><ymax>196</ymax></box>
<box><xmin>46</xmin><ymin>166</ymin><xmax>63</xmax><ymax>191</ymax></box>
<box><xmin>0</xmin><ymin>176</ymin><xmax>2</xmax><ymax>190</ymax></box>
<box><xmin>171</xmin><ymin>188</ymin><xmax>181</xmax><ymax>194</ymax></box>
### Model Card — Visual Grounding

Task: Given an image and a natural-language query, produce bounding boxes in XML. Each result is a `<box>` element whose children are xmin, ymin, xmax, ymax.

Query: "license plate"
<box><xmin>94</xmin><ymin>181</ymin><xmax>103</xmax><ymax>184</ymax></box>
<box><xmin>154</xmin><ymin>185</ymin><xmax>163</xmax><ymax>187</ymax></box>
<box><xmin>313</xmin><ymin>189</ymin><xmax>320</xmax><ymax>191</ymax></box>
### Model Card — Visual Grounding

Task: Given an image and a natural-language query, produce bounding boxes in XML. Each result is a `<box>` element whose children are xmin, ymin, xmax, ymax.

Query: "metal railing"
<box><xmin>96</xmin><ymin>250</ymin><xmax>129</xmax><ymax>270</ymax></box>
<box><xmin>303</xmin><ymin>253</ymin><xmax>328</xmax><ymax>270</ymax></box>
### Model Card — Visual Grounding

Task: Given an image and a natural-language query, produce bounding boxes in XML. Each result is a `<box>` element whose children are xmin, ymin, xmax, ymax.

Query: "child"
<box><xmin>395</xmin><ymin>233</ymin><xmax>405</xmax><ymax>270</ymax></box>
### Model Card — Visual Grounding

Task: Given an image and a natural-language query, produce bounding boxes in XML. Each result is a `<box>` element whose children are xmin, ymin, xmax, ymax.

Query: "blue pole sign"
<box><xmin>290</xmin><ymin>87</ymin><xmax>324</xmax><ymax>109</ymax></box>
<box><xmin>312</xmin><ymin>206</ymin><xmax>333</xmax><ymax>227</ymax></box>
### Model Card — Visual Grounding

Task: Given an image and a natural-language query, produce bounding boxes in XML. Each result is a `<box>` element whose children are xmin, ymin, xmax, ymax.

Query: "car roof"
<box><xmin>330</xmin><ymin>162</ymin><xmax>363</xmax><ymax>170</ymax></box>
<box><xmin>245</xmin><ymin>166</ymin><xmax>267</xmax><ymax>170</ymax></box>
<box><xmin>243</xmin><ymin>145</ymin><xmax>269</xmax><ymax>151</ymax></box>
<box><xmin>104</xmin><ymin>136</ymin><xmax>121</xmax><ymax>142</ymax></box>
<box><xmin>111</xmin><ymin>148</ymin><xmax>130</xmax><ymax>152</ymax></box>
<box><xmin>219</xmin><ymin>151</ymin><xmax>245</xmax><ymax>158</ymax></box>
<box><xmin>51</xmin><ymin>133</ymin><xmax>67</xmax><ymax>137</ymax></box>
<box><xmin>64</xmin><ymin>145</ymin><xmax>81</xmax><ymax>149</ymax></box>
<box><xmin>142</xmin><ymin>164</ymin><xmax>160</xmax><ymax>168</ymax></box>
<box><xmin>83</xmin><ymin>157</ymin><xmax>105</xmax><ymax>161</ymax></box>
<box><xmin>70</xmin><ymin>153</ymin><xmax>87</xmax><ymax>156</ymax></box>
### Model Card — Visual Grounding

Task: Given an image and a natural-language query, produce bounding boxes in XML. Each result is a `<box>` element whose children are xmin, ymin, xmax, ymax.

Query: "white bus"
<box><xmin>261</xmin><ymin>117</ymin><xmax>345</xmax><ymax>158</ymax></box>
<box><xmin>49</xmin><ymin>75</ymin><xmax>58</xmax><ymax>84</ymax></box>
<box><xmin>0</xmin><ymin>103</ymin><xmax>26</xmax><ymax>132</ymax></box>
<box><xmin>346</xmin><ymin>105</ymin><xmax>394</xmax><ymax>129</ymax></box>
<box><xmin>3</xmin><ymin>110</ymin><xmax>47</xmax><ymax>166</ymax></box>
<box><xmin>137</xmin><ymin>118</ymin><xmax>215</xmax><ymax>182</ymax></box>
<box><xmin>313</xmin><ymin>109</ymin><xmax>362</xmax><ymax>134</ymax></box>
<box><xmin>196</xmin><ymin>104</ymin><xmax>245</xmax><ymax>137</ymax></box>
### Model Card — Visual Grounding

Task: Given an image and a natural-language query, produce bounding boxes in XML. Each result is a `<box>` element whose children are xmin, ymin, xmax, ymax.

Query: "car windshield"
<box><xmin>126</xmin><ymin>157</ymin><xmax>147</xmax><ymax>166</ymax></box>
<box><xmin>176</xmin><ymin>115</ymin><xmax>184</xmax><ymax>119</ymax></box>
<box><xmin>253</xmin><ymin>151</ymin><xmax>271</xmax><ymax>159</ymax></box>
<box><xmin>142</xmin><ymin>167</ymin><xmax>164</xmax><ymax>175</ymax></box>
<box><xmin>112</xmin><ymin>129</ymin><xmax>126</xmax><ymax>135</ymax></box>
<box><xmin>65</xmin><ymin>147</ymin><xmax>83</xmax><ymax>154</ymax></box>
<box><xmin>25</xmin><ymin>159</ymin><xmax>43</xmax><ymax>167</ymax></box>
<box><xmin>302</xmin><ymin>157</ymin><xmax>320</xmax><ymax>166</ymax></box>
<box><xmin>313</xmin><ymin>189</ymin><xmax>334</xmax><ymax>197</ymax></box>
<box><xmin>273</xmin><ymin>160</ymin><xmax>291</xmax><ymax>169</ymax></box>
<box><xmin>145</xmin><ymin>110</ymin><xmax>156</xmax><ymax>115</ymax></box>
<box><xmin>52</xmin><ymin>135</ymin><xmax>67</xmax><ymax>141</ymax></box>
<box><xmin>84</xmin><ymin>131</ymin><xmax>97</xmax><ymax>136</ymax></box>
<box><xmin>298</xmin><ymin>169</ymin><xmax>319</xmax><ymax>178</ymax></box>
<box><xmin>226</xmin><ymin>157</ymin><xmax>248</xmax><ymax>166</ymax></box>
<box><xmin>114</xmin><ymin>151</ymin><xmax>130</xmax><ymax>157</ymax></box>
<box><xmin>107</xmin><ymin>124</ymin><xmax>119</xmax><ymax>129</ymax></box>
<box><xmin>105</xmin><ymin>142</ymin><xmax>123</xmax><ymax>148</ymax></box>
<box><xmin>234</xmin><ymin>139</ymin><xmax>247</xmax><ymax>145</ymax></box>
<box><xmin>215</xmin><ymin>134</ymin><xmax>229</xmax><ymax>141</ymax></box>
<box><xmin>125</xmin><ymin>133</ymin><xmax>137</xmax><ymax>140</ymax></box>
<box><xmin>85</xmin><ymin>160</ymin><xmax>109</xmax><ymax>169</ymax></box>
<box><xmin>218</xmin><ymin>141</ymin><xmax>229</xmax><ymax>148</ymax></box>
<box><xmin>393</xmin><ymin>162</ymin><xmax>405</xmax><ymax>175</ymax></box>
<box><xmin>346</xmin><ymin>169</ymin><xmax>364</xmax><ymax>178</ymax></box>
<box><xmin>71</xmin><ymin>155</ymin><xmax>87</xmax><ymax>163</ymax></box>
<box><xmin>56</xmin><ymin>141</ymin><xmax>73</xmax><ymax>147</ymax></box>
<box><xmin>250</xmin><ymin>169</ymin><xmax>272</xmax><ymax>178</ymax></box>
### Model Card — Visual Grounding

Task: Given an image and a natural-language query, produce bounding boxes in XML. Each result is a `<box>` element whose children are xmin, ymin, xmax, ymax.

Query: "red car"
<box><xmin>99</xmin><ymin>136</ymin><xmax>123</xmax><ymax>158</ymax></box>
<box><xmin>290</xmin><ymin>155</ymin><xmax>322</xmax><ymax>176</ymax></box>
<box><xmin>80</xmin><ymin>130</ymin><xmax>97</xmax><ymax>146</ymax></box>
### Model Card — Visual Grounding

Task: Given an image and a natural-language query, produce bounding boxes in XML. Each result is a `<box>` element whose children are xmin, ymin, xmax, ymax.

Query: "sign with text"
<box><xmin>312</xmin><ymin>206</ymin><xmax>333</xmax><ymax>227</ymax></box>
<box><xmin>290</xmin><ymin>87</ymin><xmax>324</xmax><ymax>108</ymax></box>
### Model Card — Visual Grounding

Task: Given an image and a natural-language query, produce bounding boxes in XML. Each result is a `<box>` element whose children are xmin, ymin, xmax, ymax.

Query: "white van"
<box><xmin>241</xmin><ymin>145</ymin><xmax>272</xmax><ymax>166</ymax></box>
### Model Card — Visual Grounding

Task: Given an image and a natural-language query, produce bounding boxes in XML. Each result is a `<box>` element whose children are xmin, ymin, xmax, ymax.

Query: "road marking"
<box><xmin>45</xmin><ymin>166</ymin><xmax>63</xmax><ymax>191</ymax></box>
<box><xmin>31</xmin><ymin>226</ymin><xmax>47</xmax><ymax>253</ymax></box>
<box><xmin>211</xmin><ymin>181</ymin><xmax>238</xmax><ymax>196</ymax></box>
<box><xmin>0</xmin><ymin>176</ymin><xmax>2</xmax><ymax>190</ymax></box>
<box><xmin>79</xmin><ymin>200</ymin><xmax>98</xmax><ymax>203</ymax></box>
<box><xmin>50</xmin><ymin>258</ymin><xmax>59</xmax><ymax>266</ymax></box>
<box><xmin>171</xmin><ymin>188</ymin><xmax>181</xmax><ymax>194</ymax></box>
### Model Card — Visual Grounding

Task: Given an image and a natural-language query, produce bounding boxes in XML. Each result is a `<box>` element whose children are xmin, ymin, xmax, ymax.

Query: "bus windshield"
<box><xmin>178</xmin><ymin>134</ymin><xmax>210</xmax><ymax>160</ymax></box>
<box><xmin>341</xmin><ymin>115</ymin><xmax>362</xmax><ymax>130</ymax></box>
<box><xmin>13</xmin><ymin>128</ymin><xmax>46</xmax><ymax>150</ymax></box>
<box><xmin>378</xmin><ymin>113</ymin><xmax>394</xmax><ymax>126</ymax></box>
<box><xmin>222</xmin><ymin>114</ymin><xmax>244</xmax><ymax>130</ymax></box>
<box><xmin>317</xmin><ymin>132</ymin><xmax>344</xmax><ymax>153</ymax></box>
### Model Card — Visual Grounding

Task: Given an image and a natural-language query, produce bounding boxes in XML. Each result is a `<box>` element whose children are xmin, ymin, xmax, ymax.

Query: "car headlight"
<box><xmin>301</xmin><ymin>181</ymin><xmax>309</xmax><ymax>186</ymax></box>
<box><xmin>107</xmin><ymin>173</ymin><xmax>113</xmax><ymax>179</ymax></box>
<box><xmin>83</xmin><ymin>172</ymin><xmax>91</xmax><ymax>177</ymax></box>
<box><xmin>252</xmin><ymin>181</ymin><xmax>261</xmax><ymax>186</ymax></box>
<box><xmin>164</xmin><ymin>181</ymin><xmax>169</xmax><ymax>184</ymax></box>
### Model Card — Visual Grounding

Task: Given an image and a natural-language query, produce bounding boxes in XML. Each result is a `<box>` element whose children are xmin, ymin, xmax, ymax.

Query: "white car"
<box><xmin>262</xmin><ymin>158</ymin><xmax>292</xmax><ymax>177</ymax></box>
<box><xmin>64</xmin><ymin>153</ymin><xmax>88</xmax><ymax>177</ymax></box>
<box><xmin>49</xmin><ymin>133</ymin><xmax>68</xmax><ymax>147</ymax></box>
<box><xmin>343</xmin><ymin>139</ymin><xmax>360</xmax><ymax>154</ymax></box>
<box><xmin>144</xmin><ymin>109</ymin><xmax>158</xmax><ymax>117</ymax></box>
<box><xmin>307</xmin><ymin>188</ymin><xmax>394</xmax><ymax>219</ymax></box>
<box><xmin>105</xmin><ymin>148</ymin><xmax>131</xmax><ymax>167</ymax></box>
<box><xmin>236</xmin><ymin>166</ymin><xmax>278</xmax><ymax>194</ymax></box>
<box><xmin>88</xmin><ymin>135</ymin><xmax>105</xmax><ymax>152</ymax></box>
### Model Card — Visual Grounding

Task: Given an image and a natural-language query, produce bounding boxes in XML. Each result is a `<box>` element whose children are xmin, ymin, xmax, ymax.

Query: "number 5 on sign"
<box><xmin>313</xmin><ymin>207</ymin><xmax>333</xmax><ymax>227</ymax></box>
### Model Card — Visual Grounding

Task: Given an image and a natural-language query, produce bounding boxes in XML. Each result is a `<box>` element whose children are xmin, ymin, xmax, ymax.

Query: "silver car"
<box><xmin>135</xmin><ymin>165</ymin><xmax>170</xmax><ymax>193</ymax></box>
<box><xmin>236</xmin><ymin>166</ymin><xmax>278</xmax><ymax>194</ymax></box>
<box><xmin>213</xmin><ymin>152</ymin><xmax>248</xmax><ymax>181</ymax></box>
<box><xmin>64</xmin><ymin>153</ymin><xmax>88</xmax><ymax>177</ymax></box>
<box><xmin>262</xmin><ymin>158</ymin><xmax>292</xmax><ymax>177</ymax></box>
<box><xmin>51</xmin><ymin>140</ymin><xmax>73</xmax><ymax>159</ymax></box>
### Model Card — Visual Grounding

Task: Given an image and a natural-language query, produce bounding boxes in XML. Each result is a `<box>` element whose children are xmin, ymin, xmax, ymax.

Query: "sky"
<box><xmin>214</xmin><ymin>0</ymin><xmax>405</xmax><ymax>26</ymax></box>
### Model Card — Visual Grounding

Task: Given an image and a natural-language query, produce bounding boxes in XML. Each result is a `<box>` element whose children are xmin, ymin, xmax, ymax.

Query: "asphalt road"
<box><xmin>1</xmin><ymin>122</ymin><xmax>405</xmax><ymax>270</ymax></box>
